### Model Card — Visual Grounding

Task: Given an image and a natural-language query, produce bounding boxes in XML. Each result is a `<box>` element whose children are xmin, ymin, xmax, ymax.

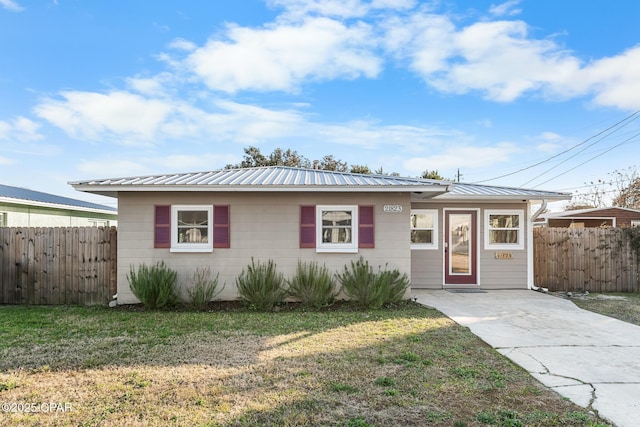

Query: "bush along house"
<box><xmin>70</xmin><ymin>166</ymin><xmax>570</xmax><ymax>304</ymax></box>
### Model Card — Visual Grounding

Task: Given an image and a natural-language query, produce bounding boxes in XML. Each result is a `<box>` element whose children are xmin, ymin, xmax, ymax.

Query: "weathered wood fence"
<box><xmin>534</xmin><ymin>227</ymin><xmax>640</xmax><ymax>292</ymax></box>
<box><xmin>0</xmin><ymin>227</ymin><xmax>117</xmax><ymax>305</ymax></box>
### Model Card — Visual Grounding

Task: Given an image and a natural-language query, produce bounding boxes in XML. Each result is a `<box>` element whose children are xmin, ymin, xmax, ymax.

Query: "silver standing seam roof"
<box><xmin>0</xmin><ymin>183</ymin><xmax>117</xmax><ymax>214</ymax></box>
<box><xmin>70</xmin><ymin>166</ymin><xmax>571</xmax><ymax>201</ymax></box>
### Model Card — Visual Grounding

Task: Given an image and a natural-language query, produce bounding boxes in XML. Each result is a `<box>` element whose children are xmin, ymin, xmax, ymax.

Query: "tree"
<box><xmin>226</xmin><ymin>146</ymin><xmax>310</xmax><ymax>169</ymax></box>
<box><xmin>318</xmin><ymin>154</ymin><xmax>348</xmax><ymax>172</ymax></box>
<box><xmin>611</xmin><ymin>167</ymin><xmax>640</xmax><ymax>209</ymax></box>
<box><xmin>564</xmin><ymin>202</ymin><xmax>596</xmax><ymax>211</ymax></box>
<box><xmin>421</xmin><ymin>169</ymin><xmax>446</xmax><ymax>180</ymax></box>
<box><xmin>572</xmin><ymin>166</ymin><xmax>640</xmax><ymax>209</ymax></box>
<box><xmin>349</xmin><ymin>165</ymin><xmax>372</xmax><ymax>174</ymax></box>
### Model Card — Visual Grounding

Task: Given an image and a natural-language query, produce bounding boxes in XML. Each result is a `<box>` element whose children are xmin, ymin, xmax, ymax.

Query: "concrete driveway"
<box><xmin>413</xmin><ymin>289</ymin><xmax>640</xmax><ymax>427</ymax></box>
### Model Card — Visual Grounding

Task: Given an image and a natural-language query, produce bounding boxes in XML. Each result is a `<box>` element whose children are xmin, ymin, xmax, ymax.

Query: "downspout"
<box><xmin>528</xmin><ymin>200</ymin><xmax>548</xmax><ymax>291</ymax></box>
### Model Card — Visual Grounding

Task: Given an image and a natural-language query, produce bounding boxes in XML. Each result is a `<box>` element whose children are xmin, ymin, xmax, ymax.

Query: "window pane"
<box><xmin>489</xmin><ymin>230</ymin><xmax>518</xmax><ymax>244</ymax></box>
<box><xmin>177</xmin><ymin>210</ymin><xmax>209</xmax><ymax>243</ymax></box>
<box><xmin>411</xmin><ymin>213</ymin><xmax>433</xmax><ymax>229</ymax></box>
<box><xmin>411</xmin><ymin>230</ymin><xmax>433</xmax><ymax>244</ymax></box>
<box><xmin>321</xmin><ymin>210</ymin><xmax>352</xmax><ymax>243</ymax></box>
<box><xmin>489</xmin><ymin>214</ymin><xmax>519</xmax><ymax>228</ymax></box>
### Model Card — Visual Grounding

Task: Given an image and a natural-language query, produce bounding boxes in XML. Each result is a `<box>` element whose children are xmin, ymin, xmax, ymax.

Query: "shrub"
<box><xmin>236</xmin><ymin>258</ymin><xmax>287</xmax><ymax>311</ymax></box>
<box><xmin>127</xmin><ymin>261</ymin><xmax>178</xmax><ymax>309</ymax></box>
<box><xmin>336</xmin><ymin>257</ymin><xmax>410</xmax><ymax>309</ymax></box>
<box><xmin>186</xmin><ymin>267</ymin><xmax>225</xmax><ymax>311</ymax></box>
<box><xmin>287</xmin><ymin>260</ymin><xmax>338</xmax><ymax>308</ymax></box>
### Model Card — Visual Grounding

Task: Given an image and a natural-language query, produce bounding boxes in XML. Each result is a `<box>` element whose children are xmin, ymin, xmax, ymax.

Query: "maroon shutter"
<box><xmin>300</xmin><ymin>205</ymin><xmax>316</xmax><ymax>248</ymax></box>
<box><xmin>359</xmin><ymin>205</ymin><xmax>374</xmax><ymax>248</ymax></box>
<box><xmin>213</xmin><ymin>205</ymin><xmax>230</xmax><ymax>248</ymax></box>
<box><xmin>154</xmin><ymin>205</ymin><xmax>171</xmax><ymax>248</ymax></box>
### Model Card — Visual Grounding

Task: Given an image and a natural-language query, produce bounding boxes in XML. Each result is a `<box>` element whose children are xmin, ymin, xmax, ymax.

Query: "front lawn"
<box><xmin>572</xmin><ymin>292</ymin><xmax>640</xmax><ymax>326</ymax></box>
<box><xmin>0</xmin><ymin>303</ymin><xmax>610</xmax><ymax>426</ymax></box>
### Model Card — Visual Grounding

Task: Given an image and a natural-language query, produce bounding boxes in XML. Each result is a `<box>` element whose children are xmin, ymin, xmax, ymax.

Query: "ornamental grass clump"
<box><xmin>186</xmin><ymin>267</ymin><xmax>225</xmax><ymax>311</ymax></box>
<box><xmin>127</xmin><ymin>261</ymin><xmax>178</xmax><ymax>309</ymax></box>
<box><xmin>336</xmin><ymin>257</ymin><xmax>410</xmax><ymax>309</ymax></box>
<box><xmin>236</xmin><ymin>258</ymin><xmax>287</xmax><ymax>311</ymax></box>
<box><xmin>287</xmin><ymin>260</ymin><xmax>338</xmax><ymax>308</ymax></box>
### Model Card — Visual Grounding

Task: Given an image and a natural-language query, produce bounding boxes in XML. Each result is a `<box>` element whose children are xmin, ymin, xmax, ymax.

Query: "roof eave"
<box><xmin>72</xmin><ymin>184</ymin><xmax>450</xmax><ymax>195</ymax></box>
<box><xmin>432</xmin><ymin>194</ymin><xmax>572</xmax><ymax>202</ymax></box>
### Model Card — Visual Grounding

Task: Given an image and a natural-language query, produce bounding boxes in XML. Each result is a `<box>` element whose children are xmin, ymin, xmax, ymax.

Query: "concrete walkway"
<box><xmin>413</xmin><ymin>289</ymin><xmax>640</xmax><ymax>427</ymax></box>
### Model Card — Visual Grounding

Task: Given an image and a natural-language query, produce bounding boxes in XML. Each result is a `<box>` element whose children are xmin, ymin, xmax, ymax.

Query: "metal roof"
<box><xmin>440</xmin><ymin>182</ymin><xmax>571</xmax><ymax>201</ymax></box>
<box><xmin>0</xmin><ymin>184</ymin><xmax>117</xmax><ymax>214</ymax></box>
<box><xmin>70</xmin><ymin>166</ymin><xmax>571</xmax><ymax>201</ymax></box>
<box><xmin>70</xmin><ymin>166</ymin><xmax>451</xmax><ymax>196</ymax></box>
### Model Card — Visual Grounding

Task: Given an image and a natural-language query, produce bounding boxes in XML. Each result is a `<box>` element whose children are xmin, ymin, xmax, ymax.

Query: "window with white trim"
<box><xmin>0</xmin><ymin>212</ymin><xmax>7</xmax><ymax>227</ymax></box>
<box><xmin>410</xmin><ymin>209</ymin><xmax>438</xmax><ymax>249</ymax></box>
<box><xmin>171</xmin><ymin>205</ymin><xmax>213</xmax><ymax>252</ymax></box>
<box><xmin>485</xmin><ymin>209</ymin><xmax>524</xmax><ymax>250</ymax></box>
<box><xmin>316</xmin><ymin>205</ymin><xmax>358</xmax><ymax>253</ymax></box>
<box><xmin>631</xmin><ymin>220</ymin><xmax>640</xmax><ymax>227</ymax></box>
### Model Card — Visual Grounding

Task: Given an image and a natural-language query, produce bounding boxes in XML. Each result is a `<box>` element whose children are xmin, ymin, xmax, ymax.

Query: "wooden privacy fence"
<box><xmin>0</xmin><ymin>227</ymin><xmax>117</xmax><ymax>305</ymax></box>
<box><xmin>534</xmin><ymin>227</ymin><xmax>640</xmax><ymax>293</ymax></box>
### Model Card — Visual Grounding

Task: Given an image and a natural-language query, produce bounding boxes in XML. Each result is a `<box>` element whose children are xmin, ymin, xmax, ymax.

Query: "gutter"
<box><xmin>528</xmin><ymin>199</ymin><xmax>548</xmax><ymax>292</ymax></box>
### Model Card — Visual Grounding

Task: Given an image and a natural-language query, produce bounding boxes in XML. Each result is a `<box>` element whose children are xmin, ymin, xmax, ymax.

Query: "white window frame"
<box><xmin>410</xmin><ymin>209</ymin><xmax>438</xmax><ymax>250</ymax></box>
<box><xmin>316</xmin><ymin>205</ymin><xmax>358</xmax><ymax>253</ymax></box>
<box><xmin>484</xmin><ymin>209</ymin><xmax>525</xmax><ymax>250</ymax></box>
<box><xmin>171</xmin><ymin>205</ymin><xmax>213</xmax><ymax>253</ymax></box>
<box><xmin>631</xmin><ymin>220</ymin><xmax>640</xmax><ymax>227</ymax></box>
<box><xmin>0</xmin><ymin>212</ymin><xmax>7</xmax><ymax>227</ymax></box>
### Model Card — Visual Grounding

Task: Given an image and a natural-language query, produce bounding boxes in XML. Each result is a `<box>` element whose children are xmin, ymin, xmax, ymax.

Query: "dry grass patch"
<box><xmin>572</xmin><ymin>292</ymin><xmax>640</xmax><ymax>326</ymax></box>
<box><xmin>0</xmin><ymin>304</ymin><xmax>611</xmax><ymax>426</ymax></box>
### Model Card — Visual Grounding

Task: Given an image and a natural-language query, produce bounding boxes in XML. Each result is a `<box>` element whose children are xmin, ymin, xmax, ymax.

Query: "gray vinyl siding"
<box><xmin>116</xmin><ymin>191</ymin><xmax>411</xmax><ymax>304</ymax></box>
<box><xmin>410</xmin><ymin>202</ymin><xmax>529</xmax><ymax>290</ymax></box>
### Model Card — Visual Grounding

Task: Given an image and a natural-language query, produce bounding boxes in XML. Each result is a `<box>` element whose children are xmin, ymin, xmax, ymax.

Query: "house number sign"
<box><xmin>383</xmin><ymin>205</ymin><xmax>403</xmax><ymax>213</ymax></box>
<box><xmin>495</xmin><ymin>252</ymin><xmax>513</xmax><ymax>260</ymax></box>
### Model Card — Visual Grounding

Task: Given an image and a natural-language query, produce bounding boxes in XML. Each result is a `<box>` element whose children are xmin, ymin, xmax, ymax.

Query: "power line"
<box><xmin>471</xmin><ymin>108</ymin><xmax>640</xmax><ymax>184</ymax></box>
<box><xmin>521</xmin><ymin>124</ymin><xmax>640</xmax><ymax>187</ymax></box>
<box><xmin>532</xmin><ymin>130</ymin><xmax>640</xmax><ymax>188</ymax></box>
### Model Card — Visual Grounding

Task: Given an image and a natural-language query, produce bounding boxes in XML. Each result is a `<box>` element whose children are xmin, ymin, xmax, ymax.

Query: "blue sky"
<box><xmin>1</xmin><ymin>0</ymin><xmax>639</xmax><ymax>210</ymax></box>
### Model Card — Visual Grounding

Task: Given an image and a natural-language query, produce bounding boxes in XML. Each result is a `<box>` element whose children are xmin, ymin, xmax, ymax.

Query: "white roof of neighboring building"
<box><xmin>70</xmin><ymin>166</ymin><xmax>571</xmax><ymax>202</ymax></box>
<box><xmin>538</xmin><ymin>206</ymin><xmax>640</xmax><ymax>219</ymax></box>
<box><xmin>0</xmin><ymin>183</ymin><xmax>117</xmax><ymax>215</ymax></box>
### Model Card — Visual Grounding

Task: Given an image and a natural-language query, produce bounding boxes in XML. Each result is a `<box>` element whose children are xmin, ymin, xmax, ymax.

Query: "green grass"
<box><xmin>572</xmin><ymin>292</ymin><xmax>640</xmax><ymax>326</ymax></box>
<box><xmin>0</xmin><ymin>303</ymin><xmax>611</xmax><ymax>426</ymax></box>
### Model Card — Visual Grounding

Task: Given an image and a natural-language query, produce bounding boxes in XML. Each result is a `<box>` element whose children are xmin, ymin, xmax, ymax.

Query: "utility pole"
<box><xmin>456</xmin><ymin>168</ymin><xmax>463</xmax><ymax>182</ymax></box>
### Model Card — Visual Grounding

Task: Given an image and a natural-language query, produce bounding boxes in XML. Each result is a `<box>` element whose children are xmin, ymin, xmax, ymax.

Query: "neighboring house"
<box><xmin>535</xmin><ymin>207</ymin><xmax>640</xmax><ymax>228</ymax></box>
<box><xmin>0</xmin><ymin>183</ymin><xmax>117</xmax><ymax>227</ymax></box>
<box><xmin>70</xmin><ymin>166</ymin><xmax>569</xmax><ymax>304</ymax></box>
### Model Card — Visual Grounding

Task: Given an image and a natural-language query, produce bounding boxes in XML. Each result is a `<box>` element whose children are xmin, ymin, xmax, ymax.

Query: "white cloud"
<box><xmin>0</xmin><ymin>0</ymin><xmax>23</xmax><ymax>12</ymax></box>
<box><xmin>77</xmin><ymin>159</ymin><xmax>150</xmax><ymax>178</ymax></box>
<box><xmin>125</xmin><ymin>72</ymin><xmax>174</xmax><ymax>97</ymax></box>
<box><xmin>168</xmin><ymin>38</ymin><xmax>197</xmax><ymax>52</ymax></box>
<box><xmin>403</xmin><ymin>143</ymin><xmax>520</xmax><ymax>174</ymax></box>
<box><xmin>185</xmin><ymin>17</ymin><xmax>380</xmax><ymax>93</ymax></box>
<box><xmin>575</xmin><ymin>45</ymin><xmax>640</xmax><ymax>110</ymax></box>
<box><xmin>34</xmin><ymin>91</ymin><xmax>173</xmax><ymax>143</ymax></box>
<box><xmin>0</xmin><ymin>156</ymin><xmax>15</xmax><ymax>165</ymax></box>
<box><xmin>383</xmin><ymin>9</ymin><xmax>640</xmax><ymax>110</ymax></box>
<box><xmin>267</xmin><ymin>0</ymin><xmax>369</xmax><ymax>19</ymax></box>
<box><xmin>489</xmin><ymin>0</ymin><xmax>522</xmax><ymax>17</ymax></box>
<box><xmin>0</xmin><ymin>116</ymin><xmax>43</xmax><ymax>142</ymax></box>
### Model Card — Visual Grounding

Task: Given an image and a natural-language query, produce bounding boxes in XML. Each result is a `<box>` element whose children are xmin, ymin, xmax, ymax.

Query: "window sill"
<box><xmin>170</xmin><ymin>247</ymin><xmax>213</xmax><ymax>253</ymax></box>
<box><xmin>411</xmin><ymin>245</ymin><xmax>438</xmax><ymax>250</ymax></box>
<box><xmin>484</xmin><ymin>244</ymin><xmax>524</xmax><ymax>251</ymax></box>
<box><xmin>316</xmin><ymin>247</ymin><xmax>359</xmax><ymax>254</ymax></box>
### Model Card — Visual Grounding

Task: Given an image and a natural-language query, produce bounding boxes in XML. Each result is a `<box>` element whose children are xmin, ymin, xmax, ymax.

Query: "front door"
<box><xmin>444</xmin><ymin>210</ymin><xmax>478</xmax><ymax>286</ymax></box>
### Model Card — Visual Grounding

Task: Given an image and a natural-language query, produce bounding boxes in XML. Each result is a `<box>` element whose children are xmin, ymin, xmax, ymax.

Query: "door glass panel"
<box><xmin>449</xmin><ymin>213</ymin><xmax>471</xmax><ymax>275</ymax></box>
